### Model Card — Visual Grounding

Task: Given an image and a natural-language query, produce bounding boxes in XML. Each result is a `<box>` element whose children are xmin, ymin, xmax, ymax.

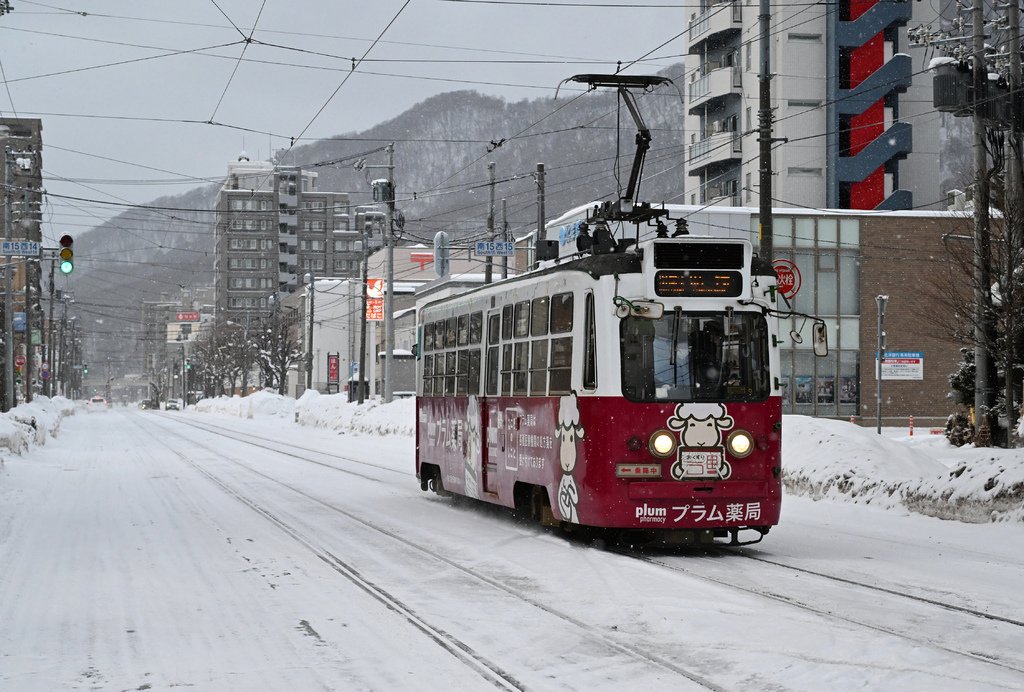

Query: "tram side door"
<box><xmin>501</xmin><ymin>405</ymin><xmax>524</xmax><ymax>480</ymax></box>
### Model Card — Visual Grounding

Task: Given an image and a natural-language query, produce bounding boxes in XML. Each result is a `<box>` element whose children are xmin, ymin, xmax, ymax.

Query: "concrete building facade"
<box><xmin>683</xmin><ymin>0</ymin><xmax>943</xmax><ymax>211</ymax></box>
<box><xmin>213</xmin><ymin>155</ymin><xmax>357</xmax><ymax>322</ymax></box>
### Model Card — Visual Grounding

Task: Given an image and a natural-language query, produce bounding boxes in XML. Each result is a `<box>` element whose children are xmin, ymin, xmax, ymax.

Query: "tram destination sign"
<box><xmin>1</xmin><ymin>240</ymin><xmax>41</xmax><ymax>256</ymax></box>
<box><xmin>474</xmin><ymin>241</ymin><xmax>515</xmax><ymax>257</ymax></box>
<box><xmin>654</xmin><ymin>270</ymin><xmax>743</xmax><ymax>297</ymax></box>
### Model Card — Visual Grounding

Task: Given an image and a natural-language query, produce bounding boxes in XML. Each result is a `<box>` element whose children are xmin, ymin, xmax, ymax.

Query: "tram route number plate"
<box><xmin>676</xmin><ymin>448</ymin><xmax>723</xmax><ymax>477</ymax></box>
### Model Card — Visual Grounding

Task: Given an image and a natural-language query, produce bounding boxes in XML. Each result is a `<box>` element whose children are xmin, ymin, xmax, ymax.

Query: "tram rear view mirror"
<box><xmin>812</xmin><ymin>322</ymin><xmax>828</xmax><ymax>357</ymax></box>
<box><xmin>617</xmin><ymin>300</ymin><xmax>664</xmax><ymax>319</ymax></box>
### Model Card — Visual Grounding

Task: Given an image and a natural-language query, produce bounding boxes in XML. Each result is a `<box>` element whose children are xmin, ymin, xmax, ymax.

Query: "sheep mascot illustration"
<box><xmin>666</xmin><ymin>402</ymin><xmax>734</xmax><ymax>480</ymax></box>
<box><xmin>555</xmin><ymin>393</ymin><xmax>585</xmax><ymax>523</ymax></box>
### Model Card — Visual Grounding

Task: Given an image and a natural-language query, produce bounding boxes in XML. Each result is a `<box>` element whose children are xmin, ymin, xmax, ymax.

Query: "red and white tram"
<box><xmin>415</xmin><ymin>203</ymin><xmax>804</xmax><ymax>545</ymax></box>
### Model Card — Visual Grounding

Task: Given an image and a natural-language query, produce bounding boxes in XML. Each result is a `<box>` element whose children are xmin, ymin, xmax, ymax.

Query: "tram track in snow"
<box><xmin>140</xmin><ymin>413</ymin><xmax>728</xmax><ymax>692</ymax></box>
<box><xmin>616</xmin><ymin>547</ymin><xmax>1024</xmax><ymax>676</ymax></box>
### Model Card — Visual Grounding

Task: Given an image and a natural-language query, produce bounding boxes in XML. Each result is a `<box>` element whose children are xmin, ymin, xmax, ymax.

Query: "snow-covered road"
<box><xmin>1</xmin><ymin>407</ymin><xmax>1022</xmax><ymax>691</ymax></box>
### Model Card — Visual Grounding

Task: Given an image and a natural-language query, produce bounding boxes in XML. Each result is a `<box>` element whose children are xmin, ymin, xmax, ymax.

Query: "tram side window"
<box><xmin>551</xmin><ymin>292</ymin><xmax>574</xmax><ymax>333</ymax></box>
<box><xmin>513</xmin><ymin>342</ymin><xmax>529</xmax><ymax>394</ymax></box>
<box><xmin>445</xmin><ymin>317</ymin><xmax>457</xmax><ymax>348</ymax></box>
<box><xmin>469</xmin><ymin>312</ymin><xmax>483</xmax><ymax>345</ymax></box>
<box><xmin>502</xmin><ymin>304</ymin><xmax>513</xmax><ymax>340</ymax></box>
<box><xmin>424</xmin><ymin>322</ymin><xmax>435</xmax><ymax>352</ymax></box>
<box><xmin>501</xmin><ymin>343</ymin><xmax>513</xmax><ymax>394</ymax></box>
<box><xmin>457</xmin><ymin>315</ymin><xmax>470</xmax><ymax>346</ymax></box>
<box><xmin>445</xmin><ymin>352</ymin><xmax>457</xmax><ymax>395</ymax></box>
<box><xmin>530</xmin><ymin>340</ymin><xmax>549</xmax><ymax>395</ymax></box>
<box><xmin>583</xmin><ymin>292</ymin><xmax>597</xmax><ymax>390</ymax></box>
<box><xmin>486</xmin><ymin>313</ymin><xmax>500</xmax><ymax>395</ymax></box>
<box><xmin>531</xmin><ymin>297</ymin><xmax>549</xmax><ymax>336</ymax></box>
<box><xmin>468</xmin><ymin>350</ymin><xmax>481</xmax><ymax>394</ymax></box>
<box><xmin>457</xmin><ymin>350</ymin><xmax>470</xmax><ymax>394</ymax></box>
<box><xmin>422</xmin><ymin>354</ymin><xmax>433</xmax><ymax>396</ymax></box>
<box><xmin>514</xmin><ymin>301</ymin><xmax>530</xmax><ymax>338</ymax></box>
<box><xmin>550</xmin><ymin>336</ymin><xmax>572</xmax><ymax>394</ymax></box>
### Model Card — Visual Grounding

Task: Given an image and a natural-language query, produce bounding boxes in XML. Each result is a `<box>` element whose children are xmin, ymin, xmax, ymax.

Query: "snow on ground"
<box><xmin>194</xmin><ymin>390</ymin><xmax>1024</xmax><ymax>525</ymax></box>
<box><xmin>5</xmin><ymin>391</ymin><xmax>1020</xmax><ymax>524</ymax></box>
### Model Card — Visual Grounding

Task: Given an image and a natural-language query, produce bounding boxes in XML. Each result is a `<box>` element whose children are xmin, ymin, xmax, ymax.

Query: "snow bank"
<box><xmin>197</xmin><ymin>389</ymin><xmax>415</xmax><ymax>437</ymax></box>
<box><xmin>0</xmin><ymin>396</ymin><xmax>75</xmax><ymax>455</ymax></box>
<box><xmin>783</xmin><ymin>416</ymin><xmax>1024</xmax><ymax>523</ymax></box>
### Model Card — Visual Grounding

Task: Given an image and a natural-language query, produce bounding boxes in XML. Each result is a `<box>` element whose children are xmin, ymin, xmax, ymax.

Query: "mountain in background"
<box><xmin>71</xmin><ymin>65</ymin><xmax>689</xmax><ymax>373</ymax></box>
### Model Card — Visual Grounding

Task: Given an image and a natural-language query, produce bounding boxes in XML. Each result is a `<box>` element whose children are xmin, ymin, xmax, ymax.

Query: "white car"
<box><xmin>86</xmin><ymin>396</ymin><xmax>109</xmax><ymax>412</ymax></box>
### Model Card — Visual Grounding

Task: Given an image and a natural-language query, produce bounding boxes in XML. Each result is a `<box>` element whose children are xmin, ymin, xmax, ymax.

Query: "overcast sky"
<box><xmin>0</xmin><ymin>0</ymin><xmax>686</xmax><ymax>240</ymax></box>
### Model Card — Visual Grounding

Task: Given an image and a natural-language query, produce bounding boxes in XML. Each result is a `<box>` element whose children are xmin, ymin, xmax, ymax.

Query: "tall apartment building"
<box><xmin>683</xmin><ymin>0</ymin><xmax>942</xmax><ymax>210</ymax></box>
<box><xmin>213</xmin><ymin>155</ymin><xmax>358</xmax><ymax>320</ymax></box>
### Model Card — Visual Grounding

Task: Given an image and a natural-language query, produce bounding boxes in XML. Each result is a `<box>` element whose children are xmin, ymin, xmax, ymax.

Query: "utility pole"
<box><xmin>971</xmin><ymin>0</ymin><xmax>994</xmax><ymax>428</ymax></box>
<box><xmin>757</xmin><ymin>0</ymin><xmax>775</xmax><ymax>260</ymax></box>
<box><xmin>501</xmin><ymin>198</ymin><xmax>509</xmax><ymax>279</ymax></box>
<box><xmin>305</xmin><ymin>271</ymin><xmax>314</xmax><ymax>392</ymax></box>
<box><xmin>358</xmin><ymin>217</ymin><xmax>370</xmax><ymax>405</ymax></box>
<box><xmin>1003</xmin><ymin>0</ymin><xmax>1022</xmax><ymax>440</ymax></box>
<box><xmin>3</xmin><ymin>148</ymin><xmax>13</xmax><ymax>410</ymax></box>
<box><xmin>45</xmin><ymin>256</ymin><xmax>54</xmax><ymax>396</ymax></box>
<box><xmin>485</xmin><ymin>161</ymin><xmax>495</xmax><ymax>285</ymax></box>
<box><xmin>383</xmin><ymin>142</ymin><xmax>395</xmax><ymax>404</ymax></box>
<box><xmin>25</xmin><ymin>256</ymin><xmax>32</xmax><ymax>403</ymax></box>
<box><xmin>535</xmin><ymin>163</ymin><xmax>545</xmax><ymax>269</ymax></box>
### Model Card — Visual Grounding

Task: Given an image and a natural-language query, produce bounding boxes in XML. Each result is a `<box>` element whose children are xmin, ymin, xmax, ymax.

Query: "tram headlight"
<box><xmin>648</xmin><ymin>429</ymin><xmax>677</xmax><ymax>458</ymax></box>
<box><xmin>726</xmin><ymin>429</ymin><xmax>755</xmax><ymax>458</ymax></box>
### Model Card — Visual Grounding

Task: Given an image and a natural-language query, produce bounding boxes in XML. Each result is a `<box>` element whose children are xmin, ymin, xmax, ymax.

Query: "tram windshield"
<box><xmin>620</xmin><ymin>310</ymin><xmax>771</xmax><ymax>402</ymax></box>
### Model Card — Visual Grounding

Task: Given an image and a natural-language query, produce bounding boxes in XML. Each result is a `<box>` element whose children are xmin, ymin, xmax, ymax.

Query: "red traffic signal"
<box><xmin>59</xmin><ymin>234</ymin><xmax>73</xmax><ymax>248</ymax></box>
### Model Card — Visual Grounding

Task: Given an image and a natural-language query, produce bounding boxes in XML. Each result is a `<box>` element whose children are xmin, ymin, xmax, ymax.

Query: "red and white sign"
<box><xmin>772</xmin><ymin>259</ymin><xmax>801</xmax><ymax>299</ymax></box>
<box><xmin>366</xmin><ymin>278</ymin><xmax>384</xmax><ymax>321</ymax></box>
<box><xmin>14</xmin><ymin>354</ymin><xmax>25</xmax><ymax>367</ymax></box>
<box><xmin>175</xmin><ymin>311</ymin><xmax>200</xmax><ymax>322</ymax></box>
<box><xmin>327</xmin><ymin>354</ymin><xmax>340</xmax><ymax>385</ymax></box>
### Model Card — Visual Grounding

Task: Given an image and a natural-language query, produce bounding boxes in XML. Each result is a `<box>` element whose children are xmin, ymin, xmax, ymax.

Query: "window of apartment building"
<box><xmin>745</xmin><ymin>172</ymin><xmax>752</xmax><ymax>203</ymax></box>
<box><xmin>746</xmin><ymin>42</ymin><xmax>751</xmax><ymax>71</ymax></box>
<box><xmin>303</xmin><ymin>220</ymin><xmax>325</xmax><ymax>232</ymax></box>
<box><xmin>787</xmin><ymin>99</ymin><xmax>822</xmax><ymax>109</ymax></box>
<box><xmin>788</xmin><ymin>167</ymin><xmax>822</xmax><ymax>177</ymax></box>
<box><xmin>300</xmin><ymin>239</ymin><xmax>326</xmax><ymax>252</ymax></box>
<box><xmin>229</xmin><ymin>277</ymin><xmax>274</xmax><ymax>290</ymax></box>
<box><xmin>746</xmin><ymin>107</ymin><xmax>752</xmax><ymax>132</ymax></box>
<box><xmin>301</xmin><ymin>258</ymin><xmax>325</xmax><ymax>271</ymax></box>
<box><xmin>229</xmin><ymin>238</ymin><xmax>258</xmax><ymax>250</ymax></box>
<box><xmin>788</xmin><ymin>33</ymin><xmax>822</xmax><ymax>42</ymax></box>
<box><xmin>260</xmin><ymin>239</ymin><xmax>274</xmax><ymax>250</ymax></box>
<box><xmin>228</xmin><ymin>296</ymin><xmax>269</xmax><ymax>309</ymax></box>
<box><xmin>230</xmin><ymin>219</ymin><xmax>267</xmax><ymax>232</ymax></box>
<box><xmin>334</xmin><ymin>239</ymin><xmax>355</xmax><ymax>252</ymax></box>
<box><xmin>303</xmin><ymin>199</ymin><xmax>326</xmax><ymax>211</ymax></box>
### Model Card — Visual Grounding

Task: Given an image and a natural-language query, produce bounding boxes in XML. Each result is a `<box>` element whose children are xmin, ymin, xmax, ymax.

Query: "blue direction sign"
<box><xmin>474</xmin><ymin>241</ymin><xmax>515</xmax><ymax>257</ymax></box>
<box><xmin>1</xmin><ymin>240</ymin><xmax>41</xmax><ymax>256</ymax></box>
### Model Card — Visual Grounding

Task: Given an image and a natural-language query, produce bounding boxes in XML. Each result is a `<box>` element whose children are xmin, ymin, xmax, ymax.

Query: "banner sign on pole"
<box><xmin>366</xmin><ymin>278</ymin><xmax>384</xmax><ymax>321</ymax></box>
<box><xmin>327</xmin><ymin>354</ymin><xmax>340</xmax><ymax>385</ymax></box>
<box><xmin>1</xmin><ymin>240</ymin><xmax>41</xmax><ymax>256</ymax></box>
<box><xmin>474</xmin><ymin>241</ymin><xmax>514</xmax><ymax>257</ymax></box>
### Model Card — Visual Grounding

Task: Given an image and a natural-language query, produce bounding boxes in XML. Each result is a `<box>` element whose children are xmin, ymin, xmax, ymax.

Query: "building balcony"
<box><xmin>688</xmin><ymin>66</ymin><xmax>742</xmax><ymax>113</ymax></box>
<box><xmin>279</xmin><ymin>192</ymin><xmax>297</xmax><ymax>207</ymax></box>
<box><xmin>687</xmin><ymin>131</ymin><xmax>742</xmax><ymax>174</ymax></box>
<box><xmin>688</xmin><ymin>1</ymin><xmax>742</xmax><ymax>51</ymax></box>
<box><xmin>278</xmin><ymin>249</ymin><xmax>297</xmax><ymax>264</ymax></box>
<box><xmin>280</xmin><ymin>232</ymin><xmax>298</xmax><ymax>248</ymax></box>
<box><xmin>279</xmin><ymin>212</ymin><xmax>298</xmax><ymax>227</ymax></box>
<box><xmin>279</xmin><ymin>270</ymin><xmax>297</xmax><ymax>285</ymax></box>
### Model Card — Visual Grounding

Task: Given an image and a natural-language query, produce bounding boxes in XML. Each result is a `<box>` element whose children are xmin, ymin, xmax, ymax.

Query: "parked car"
<box><xmin>86</xmin><ymin>396</ymin><xmax>109</xmax><ymax>412</ymax></box>
<box><xmin>165</xmin><ymin>400</ymin><xmax>179</xmax><ymax>411</ymax></box>
<box><xmin>140</xmin><ymin>399</ymin><xmax>159</xmax><ymax>410</ymax></box>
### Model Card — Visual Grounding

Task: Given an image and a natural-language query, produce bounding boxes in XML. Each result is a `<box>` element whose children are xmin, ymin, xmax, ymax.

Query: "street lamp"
<box><xmin>875</xmin><ymin>295</ymin><xmax>888</xmax><ymax>435</ymax></box>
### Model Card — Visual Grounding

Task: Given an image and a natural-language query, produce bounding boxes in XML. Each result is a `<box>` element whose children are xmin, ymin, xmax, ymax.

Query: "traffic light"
<box><xmin>58</xmin><ymin>234</ymin><xmax>74</xmax><ymax>274</ymax></box>
<box><xmin>82</xmin><ymin>363</ymin><xmax>88</xmax><ymax>376</ymax></box>
<box><xmin>185</xmin><ymin>359</ymin><xmax>191</xmax><ymax>370</ymax></box>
